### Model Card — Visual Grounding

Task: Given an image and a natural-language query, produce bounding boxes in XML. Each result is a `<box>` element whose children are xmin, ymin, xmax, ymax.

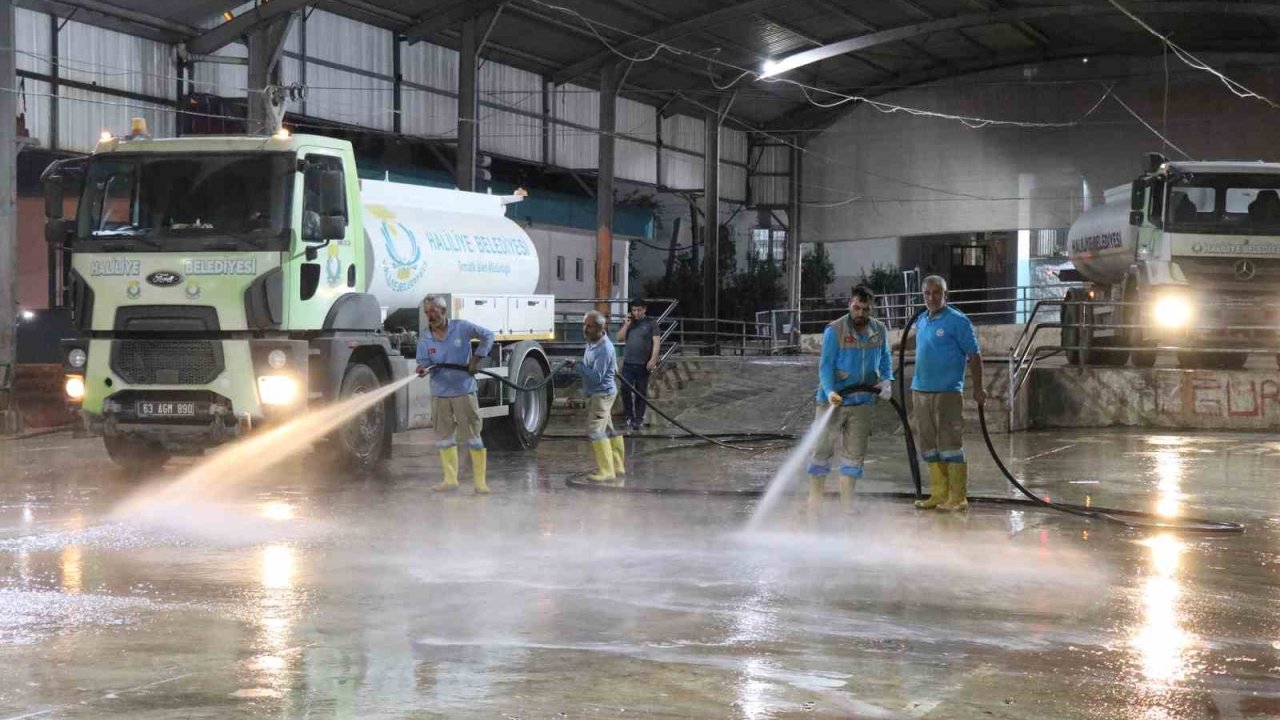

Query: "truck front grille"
<box><xmin>111</xmin><ymin>339</ymin><xmax>224</xmax><ymax>385</ymax></box>
<box><xmin>1175</xmin><ymin>256</ymin><xmax>1280</xmax><ymax>286</ymax></box>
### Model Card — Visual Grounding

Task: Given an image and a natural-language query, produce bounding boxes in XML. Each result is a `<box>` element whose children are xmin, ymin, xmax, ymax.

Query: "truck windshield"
<box><xmin>1164</xmin><ymin>173</ymin><xmax>1280</xmax><ymax>236</ymax></box>
<box><xmin>76</xmin><ymin>153</ymin><xmax>294</xmax><ymax>250</ymax></box>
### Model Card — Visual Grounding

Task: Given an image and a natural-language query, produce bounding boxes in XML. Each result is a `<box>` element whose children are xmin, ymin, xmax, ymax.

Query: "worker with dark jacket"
<box><xmin>912</xmin><ymin>275</ymin><xmax>984</xmax><ymax>512</ymax></box>
<box><xmin>809</xmin><ymin>285</ymin><xmax>894</xmax><ymax>506</ymax></box>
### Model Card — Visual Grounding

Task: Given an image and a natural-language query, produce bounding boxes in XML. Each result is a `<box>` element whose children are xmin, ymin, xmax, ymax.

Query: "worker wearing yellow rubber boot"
<box><xmin>416</xmin><ymin>295</ymin><xmax>496</xmax><ymax>494</ymax></box>
<box><xmin>809</xmin><ymin>286</ymin><xmax>894</xmax><ymax>510</ymax></box>
<box><xmin>572</xmin><ymin>310</ymin><xmax>623</xmax><ymax>484</ymax></box>
<box><xmin>910</xmin><ymin>276</ymin><xmax>984</xmax><ymax>512</ymax></box>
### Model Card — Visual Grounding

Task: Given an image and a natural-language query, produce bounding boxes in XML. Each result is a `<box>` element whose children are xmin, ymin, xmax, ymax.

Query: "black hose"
<box><xmin>613</xmin><ymin>371</ymin><xmax>790</xmax><ymax>452</ymax></box>
<box><xmin>565</xmin><ymin>310</ymin><xmax>1245</xmax><ymax>534</ymax></box>
<box><xmin>426</xmin><ymin>361</ymin><xmax>568</xmax><ymax>392</ymax></box>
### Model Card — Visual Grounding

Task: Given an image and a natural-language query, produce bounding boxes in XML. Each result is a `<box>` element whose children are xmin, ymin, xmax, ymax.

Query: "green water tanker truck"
<box><xmin>42</xmin><ymin>124</ymin><xmax>555</xmax><ymax>472</ymax></box>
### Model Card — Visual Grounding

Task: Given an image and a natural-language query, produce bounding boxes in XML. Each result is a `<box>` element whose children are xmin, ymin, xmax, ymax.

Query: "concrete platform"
<box><xmin>0</xmin><ymin>421</ymin><xmax>1277</xmax><ymax>719</ymax></box>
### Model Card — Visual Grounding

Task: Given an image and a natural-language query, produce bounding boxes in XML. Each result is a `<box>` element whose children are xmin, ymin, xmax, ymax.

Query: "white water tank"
<box><xmin>361</xmin><ymin>180</ymin><xmax>540</xmax><ymax>314</ymax></box>
<box><xmin>1066</xmin><ymin>184</ymin><xmax>1139</xmax><ymax>286</ymax></box>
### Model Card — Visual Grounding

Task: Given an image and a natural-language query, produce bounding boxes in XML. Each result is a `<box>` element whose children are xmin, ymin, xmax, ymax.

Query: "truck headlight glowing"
<box><xmin>267</xmin><ymin>350</ymin><xmax>288</xmax><ymax>369</ymax></box>
<box><xmin>258</xmin><ymin>375</ymin><xmax>298</xmax><ymax>405</ymax></box>
<box><xmin>1153</xmin><ymin>296</ymin><xmax>1193</xmax><ymax>328</ymax></box>
<box><xmin>67</xmin><ymin>348</ymin><xmax>87</xmax><ymax>368</ymax></box>
<box><xmin>65</xmin><ymin>375</ymin><xmax>85</xmax><ymax>402</ymax></box>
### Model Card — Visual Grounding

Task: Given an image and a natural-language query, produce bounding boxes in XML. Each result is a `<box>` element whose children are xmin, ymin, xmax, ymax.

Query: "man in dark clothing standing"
<box><xmin>616</xmin><ymin>298</ymin><xmax>661</xmax><ymax>432</ymax></box>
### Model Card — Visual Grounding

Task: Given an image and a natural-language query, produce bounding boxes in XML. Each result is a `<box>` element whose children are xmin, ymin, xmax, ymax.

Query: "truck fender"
<box><xmin>323</xmin><ymin>293</ymin><xmax>381</xmax><ymax>331</ymax></box>
<box><xmin>504</xmin><ymin>340</ymin><xmax>552</xmax><ymax>402</ymax></box>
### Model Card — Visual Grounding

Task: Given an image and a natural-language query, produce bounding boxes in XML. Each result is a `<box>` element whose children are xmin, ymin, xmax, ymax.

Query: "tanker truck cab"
<box><xmin>1066</xmin><ymin>153</ymin><xmax>1280</xmax><ymax>369</ymax></box>
<box><xmin>44</xmin><ymin>125</ymin><xmax>553</xmax><ymax>472</ymax></box>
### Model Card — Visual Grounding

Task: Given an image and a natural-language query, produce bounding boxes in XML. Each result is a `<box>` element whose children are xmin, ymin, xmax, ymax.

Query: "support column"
<box><xmin>594</xmin><ymin>62</ymin><xmax>618</xmax><ymax>313</ymax></box>
<box><xmin>0</xmin><ymin>0</ymin><xmax>16</xmax><ymax>428</ymax></box>
<box><xmin>392</xmin><ymin>33</ymin><xmax>402</xmax><ymax>135</ymax></box>
<box><xmin>701</xmin><ymin>101</ymin><xmax>726</xmax><ymax>321</ymax></box>
<box><xmin>246</xmin><ymin>13</ymin><xmax>294</xmax><ymax>135</ymax></box>
<box><xmin>456</xmin><ymin>14</ymin><xmax>479</xmax><ymax>191</ymax></box>
<box><xmin>786</xmin><ymin>138</ymin><xmax>804</xmax><ymax>312</ymax></box>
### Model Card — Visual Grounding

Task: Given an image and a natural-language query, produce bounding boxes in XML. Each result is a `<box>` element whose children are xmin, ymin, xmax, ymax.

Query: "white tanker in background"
<box><xmin>42</xmin><ymin>128</ymin><xmax>554</xmax><ymax>472</ymax></box>
<box><xmin>1063</xmin><ymin>153</ymin><xmax>1280</xmax><ymax>369</ymax></box>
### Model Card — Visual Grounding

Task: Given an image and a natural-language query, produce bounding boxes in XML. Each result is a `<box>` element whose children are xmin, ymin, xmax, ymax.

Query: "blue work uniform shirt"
<box><xmin>416</xmin><ymin>318</ymin><xmax>496</xmax><ymax>397</ymax></box>
<box><xmin>816</xmin><ymin>315</ymin><xmax>893</xmax><ymax>406</ymax></box>
<box><xmin>911</xmin><ymin>305</ymin><xmax>980</xmax><ymax>393</ymax></box>
<box><xmin>577</xmin><ymin>335</ymin><xmax>617</xmax><ymax>396</ymax></box>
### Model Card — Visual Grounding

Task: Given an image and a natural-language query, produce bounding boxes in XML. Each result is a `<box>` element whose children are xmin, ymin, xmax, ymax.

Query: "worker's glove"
<box><xmin>827</xmin><ymin>391</ymin><xmax>843</xmax><ymax>407</ymax></box>
<box><xmin>876</xmin><ymin>380</ymin><xmax>893</xmax><ymax>401</ymax></box>
<box><xmin>415</xmin><ymin>366</ymin><xmax>428</xmax><ymax>378</ymax></box>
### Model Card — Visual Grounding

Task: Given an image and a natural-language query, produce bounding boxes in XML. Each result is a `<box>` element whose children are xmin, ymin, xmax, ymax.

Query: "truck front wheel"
<box><xmin>334</xmin><ymin>362</ymin><xmax>389</xmax><ymax>471</ymax></box>
<box><xmin>103</xmin><ymin>435</ymin><xmax>170</xmax><ymax>474</ymax></box>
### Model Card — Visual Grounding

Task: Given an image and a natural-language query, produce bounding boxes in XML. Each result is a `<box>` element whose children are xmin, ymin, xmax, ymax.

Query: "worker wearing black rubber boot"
<box><xmin>911</xmin><ymin>276</ymin><xmax>984</xmax><ymax>512</ymax></box>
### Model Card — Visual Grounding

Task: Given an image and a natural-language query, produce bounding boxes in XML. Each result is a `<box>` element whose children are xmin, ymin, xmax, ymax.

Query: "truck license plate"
<box><xmin>137</xmin><ymin>401</ymin><xmax>196</xmax><ymax>418</ymax></box>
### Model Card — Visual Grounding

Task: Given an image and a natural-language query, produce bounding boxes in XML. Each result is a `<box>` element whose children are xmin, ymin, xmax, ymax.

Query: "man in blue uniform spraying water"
<box><xmin>568</xmin><ymin>310</ymin><xmax>625</xmax><ymax>483</ymax></box>
<box><xmin>809</xmin><ymin>286</ymin><xmax>894</xmax><ymax>507</ymax></box>
<box><xmin>911</xmin><ymin>275</ymin><xmax>985</xmax><ymax>512</ymax></box>
<box><xmin>416</xmin><ymin>295</ymin><xmax>496</xmax><ymax>494</ymax></box>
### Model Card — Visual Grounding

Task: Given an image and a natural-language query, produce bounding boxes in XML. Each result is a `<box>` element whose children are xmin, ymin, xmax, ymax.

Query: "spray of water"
<box><xmin>112</xmin><ymin>374</ymin><xmax>419</xmax><ymax>520</ymax></box>
<box><xmin>745</xmin><ymin>404</ymin><xmax>835</xmax><ymax>532</ymax></box>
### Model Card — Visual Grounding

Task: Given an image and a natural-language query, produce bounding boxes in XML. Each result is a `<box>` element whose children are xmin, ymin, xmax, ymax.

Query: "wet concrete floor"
<box><xmin>1</xmin><ymin>425</ymin><xmax>1279</xmax><ymax>719</ymax></box>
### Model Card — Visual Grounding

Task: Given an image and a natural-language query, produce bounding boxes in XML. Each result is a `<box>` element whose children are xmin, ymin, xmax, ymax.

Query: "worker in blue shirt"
<box><xmin>911</xmin><ymin>275</ymin><xmax>985</xmax><ymax>512</ymax></box>
<box><xmin>415</xmin><ymin>295</ymin><xmax>496</xmax><ymax>494</ymax></box>
<box><xmin>568</xmin><ymin>310</ymin><xmax>625</xmax><ymax>483</ymax></box>
<box><xmin>810</xmin><ymin>285</ymin><xmax>894</xmax><ymax>507</ymax></box>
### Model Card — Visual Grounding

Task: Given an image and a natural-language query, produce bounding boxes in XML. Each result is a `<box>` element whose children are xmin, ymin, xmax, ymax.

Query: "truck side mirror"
<box><xmin>1129</xmin><ymin>210</ymin><xmax>1144</xmax><ymax>227</ymax></box>
<box><xmin>45</xmin><ymin>218</ymin><xmax>69</xmax><ymax>246</ymax></box>
<box><xmin>319</xmin><ymin>170</ymin><xmax>345</xmax><ymax>217</ymax></box>
<box><xmin>319</xmin><ymin>215</ymin><xmax>345</xmax><ymax>240</ymax></box>
<box><xmin>44</xmin><ymin>176</ymin><xmax>63</xmax><ymax>219</ymax></box>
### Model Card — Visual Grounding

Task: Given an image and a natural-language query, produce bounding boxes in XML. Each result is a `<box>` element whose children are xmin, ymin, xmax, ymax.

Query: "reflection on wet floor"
<box><xmin>0</xmin><ymin>428</ymin><xmax>1278</xmax><ymax>718</ymax></box>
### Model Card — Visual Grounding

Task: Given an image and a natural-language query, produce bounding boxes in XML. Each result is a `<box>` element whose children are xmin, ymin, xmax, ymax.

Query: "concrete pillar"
<box><xmin>0</xmin><ymin>0</ymin><xmax>15</xmax><ymax>428</ymax></box>
<box><xmin>702</xmin><ymin>104</ymin><xmax>724</xmax><ymax>321</ymax></box>
<box><xmin>595</xmin><ymin>63</ymin><xmax>618</xmax><ymax>313</ymax></box>
<box><xmin>246</xmin><ymin>13</ymin><xmax>294</xmax><ymax>135</ymax></box>
<box><xmin>456</xmin><ymin>15</ymin><xmax>479</xmax><ymax>192</ymax></box>
<box><xmin>786</xmin><ymin>139</ymin><xmax>804</xmax><ymax>311</ymax></box>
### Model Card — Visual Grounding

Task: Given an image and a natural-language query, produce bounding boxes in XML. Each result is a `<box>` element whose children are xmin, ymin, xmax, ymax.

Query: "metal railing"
<box><xmin>800</xmin><ymin>283</ymin><xmax>1085</xmax><ymax>333</ymax></box>
<box><xmin>549</xmin><ymin>297</ymin><xmax>685</xmax><ymax>368</ymax></box>
<box><xmin>1006</xmin><ymin>297</ymin><xmax>1280</xmax><ymax>407</ymax></box>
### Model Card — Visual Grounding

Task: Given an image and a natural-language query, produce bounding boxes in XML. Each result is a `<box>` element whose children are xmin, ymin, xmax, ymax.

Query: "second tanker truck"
<box><xmin>43</xmin><ymin>124</ymin><xmax>556</xmax><ymax>472</ymax></box>
<box><xmin>1063</xmin><ymin>152</ymin><xmax>1280</xmax><ymax>370</ymax></box>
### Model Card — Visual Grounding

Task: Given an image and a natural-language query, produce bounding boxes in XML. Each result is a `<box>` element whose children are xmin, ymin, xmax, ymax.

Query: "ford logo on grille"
<box><xmin>146</xmin><ymin>271</ymin><xmax>184</xmax><ymax>287</ymax></box>
<box><xmin>1234</xmin><ymin>259</ymin><xmax>1257</xmax><ymax>281</ymax></box>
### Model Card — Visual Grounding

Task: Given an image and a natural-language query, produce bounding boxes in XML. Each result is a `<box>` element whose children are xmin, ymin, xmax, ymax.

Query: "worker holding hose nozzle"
<box><xmin>809</xmin><ymin>285</ymin><xmax>894</xmax><ymax>508</ymax></box>
<box><xmin>911</xmin><ymin>275</ymin><xmax>984</xmax><ymax>512</ymax></box>
<box><xmin>566</xmin><ymin>310</ymin><xmax>625</xmax><ymax>483</ymax></box>
<box><xmin>416</xmin><ymin>295</ymin><xmax>496</xmax><ymax>494</ymax></box>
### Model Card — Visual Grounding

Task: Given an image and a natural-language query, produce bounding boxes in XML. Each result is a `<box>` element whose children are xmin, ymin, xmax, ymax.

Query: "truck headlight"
<box><xmin>1153</xmin><ymin>295</ymin><xmax>1193</xmax><ymax>328</ymax></box>
<box><xmin>65</xmin><ymin>375</ymin><xmax>85</xmax><ymax>402</ymax></box>
<box><xmin>67</xmin><ymin>348</ymin><xmax>87</xmax><ymax>369</ymax></box>
<box><xmin>258</xmin><ymin>375</ymin><xmax>298</xmax><ymax>405</ymax></box>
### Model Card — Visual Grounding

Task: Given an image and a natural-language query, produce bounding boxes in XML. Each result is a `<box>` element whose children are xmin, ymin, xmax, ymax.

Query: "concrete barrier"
<box><xmin>1018</xmin><ymin>366</ymin><xmax>1280</xmax><ymax>431</ymax></box>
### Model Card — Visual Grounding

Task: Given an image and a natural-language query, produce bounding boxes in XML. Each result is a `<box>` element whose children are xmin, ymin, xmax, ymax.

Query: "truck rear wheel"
<box><xmin>103</xmin><ymin>435</ymin><xmax>170</xmax><ymax>474</ymax></box>
<box><xmin>334</xmin><ymin>362</ymin><xmax>389</xmax><ymax>471</ymax></box>
<box><xmin>481</xmin><ymin>354</ymin><xmax>550</xmax><ymax>451</ymax></box>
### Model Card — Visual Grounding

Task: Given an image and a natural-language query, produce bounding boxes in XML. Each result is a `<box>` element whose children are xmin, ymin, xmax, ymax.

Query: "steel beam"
<box><xmin>404</xmin><ymin>0</ymin><xmax>506</xmax><ymax>44</ymax></box>
<box><xmin>786</xmin><ymin>138</ymin><xmax>803</xmax><ymax>312</ymax></box>
<box><xmin>15</xmin><ymin>0</ymin><xmax>194</xmax><ymax>42</ymax></box>
<box><xmin>246</xmin><ymin>12</ymin><xmax>295</xmax><ymax>135</ymax></box>
<box><xmin>0</xmin><ymin>0</ymin><xmax>15</xmax><ymax>429</ymax></box>
<box><xmin>701</xmin><ymin>95</ymin><xmax>730</xmax><ymax>322</ymax></box>
<box><xmin>595</xmin><ymin>63</ymin><xmax>618</xmax><ymax>313</ymax></box>
<box><xmin>456</xmin><ymin>13</ymin><xmax>480</xmax><ymax>191</ymax></box>
<box><xmin>762</xmin><ymin>2</ymin><xmax>1280</xmax><ymax>78</ymax></box>
<box><xmin>552</xmin><ymin>0</ymin><xmax>777</xmax><ymax>85</ymax></box>
<box><xmin>187</xmin><ymin>0</ymin><xmax>309</xmax><ymax>56</ymax></box>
